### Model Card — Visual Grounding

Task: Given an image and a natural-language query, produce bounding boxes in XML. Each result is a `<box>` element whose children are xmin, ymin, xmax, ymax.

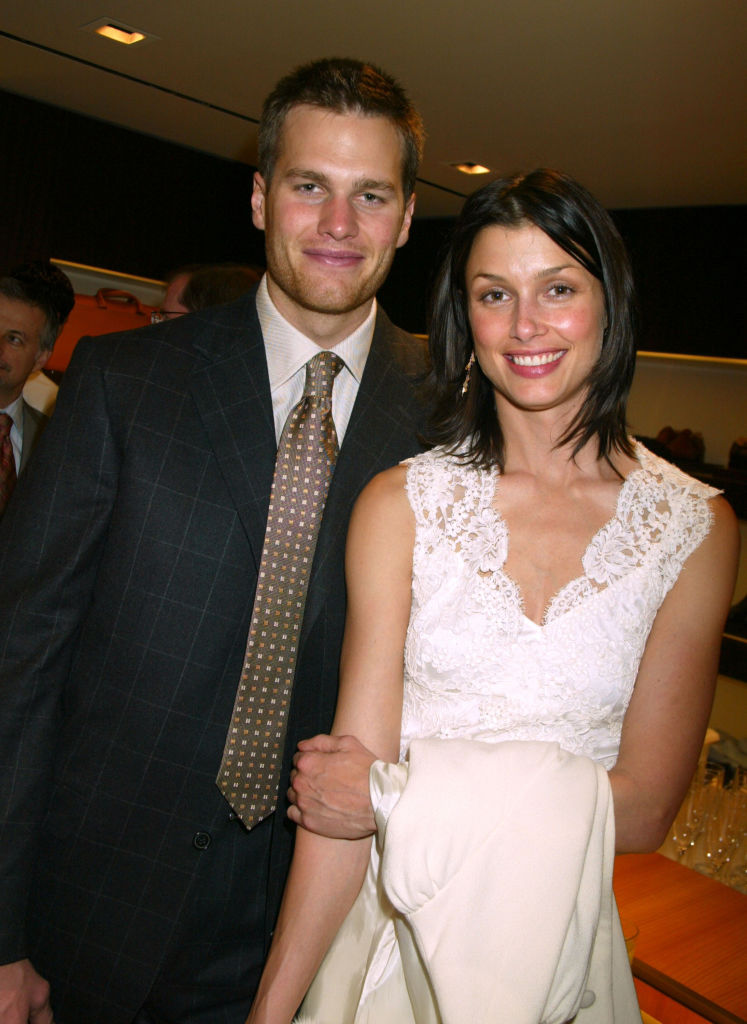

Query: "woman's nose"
<box><xmin>510</xmin><ymin>296</ymin><xmax>544</xmax><ymax>341</ymax></box>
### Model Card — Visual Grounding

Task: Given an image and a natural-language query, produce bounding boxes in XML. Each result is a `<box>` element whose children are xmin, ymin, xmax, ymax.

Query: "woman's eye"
<box><xmin>548</xmin><ymin>283</ymin><xmax>574</xmax><ymax>297</ymax></box>
<box><xmin>481</xmin><ymin>289</ymin><xmax>507</xmax><ymax>304</ymax></box>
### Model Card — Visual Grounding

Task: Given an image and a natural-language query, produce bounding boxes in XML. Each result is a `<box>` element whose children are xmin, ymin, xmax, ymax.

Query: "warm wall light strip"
<box><xmin>95</xmin><ymin>24</ymin><xmax>145</xmax><ymax>45</ymax></box>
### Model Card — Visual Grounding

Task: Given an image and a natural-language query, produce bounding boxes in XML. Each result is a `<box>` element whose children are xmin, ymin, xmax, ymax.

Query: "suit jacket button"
<box><xmin>192</xmin><ymin>831</ymin><xmax>211</xmax><ymax>850</ymax></box>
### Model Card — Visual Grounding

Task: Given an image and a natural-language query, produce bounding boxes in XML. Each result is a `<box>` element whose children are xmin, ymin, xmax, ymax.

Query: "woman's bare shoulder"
<box><xmin>353</xmin><ymin>463</ymin><xmax>412</xmax><ymax>519</ymax></box>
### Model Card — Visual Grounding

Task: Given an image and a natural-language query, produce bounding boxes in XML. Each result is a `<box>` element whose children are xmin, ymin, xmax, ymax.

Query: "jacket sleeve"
<box><xmin>0</xmin><ymin>338</ymin><xmax>120</xmax><ymax>963</ymax></box>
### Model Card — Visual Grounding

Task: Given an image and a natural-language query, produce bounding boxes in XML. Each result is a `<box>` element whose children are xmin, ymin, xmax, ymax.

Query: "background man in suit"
<box><xmin>0</xmin><ymin>262</ymin><xmax>74</xmax><ymax>515</ymax></box>
<box><xmin>0</xmin><ymin>58</ymin><xmax>426</xmax><ymax>1023</ymax></box>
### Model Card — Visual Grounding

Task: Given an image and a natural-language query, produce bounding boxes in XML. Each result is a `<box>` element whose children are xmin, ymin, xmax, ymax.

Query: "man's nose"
<box><xmin>317</xmin><ymin>196</ymin><xmax>358</xmax><ymax>239</ymax></box>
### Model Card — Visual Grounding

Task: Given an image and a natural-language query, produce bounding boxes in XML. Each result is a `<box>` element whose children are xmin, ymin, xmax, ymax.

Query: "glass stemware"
<box><xmin>668</xmin><ymin>764</ymin><xmax>724</xmax><ymax>865</ymax></box>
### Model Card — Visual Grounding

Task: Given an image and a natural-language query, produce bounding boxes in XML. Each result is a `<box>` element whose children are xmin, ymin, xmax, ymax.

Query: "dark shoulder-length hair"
<box><xmin>424</xmin><ymin>168</ymin><xmax>637</xmax><ymax>469</ymax></box>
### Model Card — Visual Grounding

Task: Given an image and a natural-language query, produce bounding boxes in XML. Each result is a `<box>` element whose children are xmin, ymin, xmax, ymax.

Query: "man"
<box><xmin>0</xmin><ymin>58</ymin><xmax>426</xmax><ymax>1023</ymax></box>
<box><xmin>0</xmin><ymin>262</ymin><xmax>74</xmax><ymax>515</ymax></box>
<box><xmin>156</xmin><ymin>264</ymin><xmax>203</xmax><ymax>320</ymax></box>
<box><xmin>180</xmin><ymin>264</ymin><xmax>262</xmax><ymax>314</ymax></box>
<box><xmin>152</xmin><ymin>264</ymin><xmax>261</xmax><ymax>323</ymax></box>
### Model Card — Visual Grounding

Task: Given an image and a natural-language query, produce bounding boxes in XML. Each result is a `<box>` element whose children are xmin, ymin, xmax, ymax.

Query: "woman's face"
<box><xmin>465</xmin><ymin>222</ymin><xmax>607</xmax><ymax>422</ymax></box>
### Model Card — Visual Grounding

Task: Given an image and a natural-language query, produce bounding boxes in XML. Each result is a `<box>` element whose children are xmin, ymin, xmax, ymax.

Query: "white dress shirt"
<box><xmin>255</xmin><ymin>275</ymin><xmax>375</xmax><ymax>445</ymax></box>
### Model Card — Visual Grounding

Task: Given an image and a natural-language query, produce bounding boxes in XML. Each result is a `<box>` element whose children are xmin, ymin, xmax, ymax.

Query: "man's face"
<box><xmin>252</xmin><ymin>105</ymin><xmax>415</xmax><ymax>346</ymax></box>
<box><xmin>0</xmin><ymin>295</ymin><xmax>49</xmax><ymax>405</ymax></box>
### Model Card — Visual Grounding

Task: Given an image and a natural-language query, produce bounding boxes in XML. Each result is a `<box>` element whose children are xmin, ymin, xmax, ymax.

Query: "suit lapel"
<box><xmin>19</xmin><ymin>400</ymin><xmax>46</xmax><ymax>474</ymax></box>
<box><xmin>188</xmin><ymin>294</ymin><xmax>276</xmax><ymax>567</ymax></box>
<box><xmin>301</xmin><ymin>310</ymin><xmax>425</xmax><ymax>639</ymax></box>
<box><xmin>186</xmin><ymin>296</ymin><xmax>422</xmax><ymax>628</ymax></box>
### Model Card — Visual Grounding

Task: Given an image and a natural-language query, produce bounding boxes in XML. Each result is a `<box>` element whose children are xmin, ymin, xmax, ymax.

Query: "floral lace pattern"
<box><xmin>400</xmin><ymin>443</ymin><xmax>718</xmax><ymax>767</ymax></box>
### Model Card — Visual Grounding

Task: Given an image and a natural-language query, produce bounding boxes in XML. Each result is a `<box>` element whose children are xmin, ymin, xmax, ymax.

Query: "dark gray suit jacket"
<box><xmin>0</xmin><ymin>291</ymin><xmax>427</xmax><ymax>1021</ymax></box>
<box><xmin>20</xmin><ymin>399</ymin><xmax>49</xmax><ymax>473</ymax></box>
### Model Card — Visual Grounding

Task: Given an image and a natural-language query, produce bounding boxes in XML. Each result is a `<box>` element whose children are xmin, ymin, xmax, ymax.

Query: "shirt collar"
<box><xmin>256</xmin><ymin>274</ymin><xmax>375</xmax><ymax>394</ymax></box>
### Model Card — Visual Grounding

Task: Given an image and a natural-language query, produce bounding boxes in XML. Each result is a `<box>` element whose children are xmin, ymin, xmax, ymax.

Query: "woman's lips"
<box><xmin>504</xmin><ymin>349</ymin><xmax>566</xmax><ymax>376</ymax></box>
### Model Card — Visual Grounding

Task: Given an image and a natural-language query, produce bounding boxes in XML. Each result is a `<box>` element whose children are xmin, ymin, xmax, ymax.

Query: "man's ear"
<box><xmin>251</xmin><ymin>172</ymin><xmax>267</xmax><ymax>231</ymax></box>
<box><xmin>33</xmin><ymin>348</ymin><xmax>50</xmax><ymax>373</ymax></box>
<box><xmin>396</xmin><ymin>193</ymin><xmax>416</xmax><ymax>249</ymax></box>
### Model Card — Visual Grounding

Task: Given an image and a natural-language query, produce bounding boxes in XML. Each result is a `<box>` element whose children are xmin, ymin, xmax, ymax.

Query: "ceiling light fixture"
<box><xmin>451</xmin><ymin>162</ymin><xmax>491</xmax><ymax>175</ymax></box>
<box><xmin>96</xmin><ymin>24</ymin><xmax>144</xmax><ymax>45</ymax></box>
<box><xmin>82</xmin><ymin>18</ymin><xmax>155</xmax><ymax>46</ymax></box>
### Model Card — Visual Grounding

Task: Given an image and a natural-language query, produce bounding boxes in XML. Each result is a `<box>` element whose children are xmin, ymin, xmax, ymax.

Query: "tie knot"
<box><xmin>0</xmin><ymin>413</ymin><xmax>12</xmax><ymax>440</ymax></box>
<box><xmin>303</xmin><ymin>351</ymin><xmax>344</xmax><ymax>402</ymax></box>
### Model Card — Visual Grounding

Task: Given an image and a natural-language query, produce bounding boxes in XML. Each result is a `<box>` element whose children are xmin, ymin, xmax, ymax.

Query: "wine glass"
<box><xmin>696</xmin><ymin>771</ymin><xmax>745</xmax><ymax>881</ymax></box>
<box><xmin>668</xmin><ymin>764</ymin><xmax>724</xmax><ymax>865</ymax></box>
<box><xmin>723</xmin><ymin>767</ymin><xmax>747</xmax><ymax>889</ymax></box>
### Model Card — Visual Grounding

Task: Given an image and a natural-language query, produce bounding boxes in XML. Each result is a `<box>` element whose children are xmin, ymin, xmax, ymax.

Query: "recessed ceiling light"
<box><xmin>451</xmin><ymin>163</ymin><xmax>491</xmax><ymax>175</ymax></box>
<box><xmin>82</xmin><ymin>18</ymin><xmax>156</xmax><ymax>46</ymax></box>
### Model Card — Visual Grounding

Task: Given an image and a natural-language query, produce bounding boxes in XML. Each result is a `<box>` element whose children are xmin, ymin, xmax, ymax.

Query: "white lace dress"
<box><xmin>298</xmin><ymin>442</ymin><xmax>719</xmax><ymax>1023</ymax></box>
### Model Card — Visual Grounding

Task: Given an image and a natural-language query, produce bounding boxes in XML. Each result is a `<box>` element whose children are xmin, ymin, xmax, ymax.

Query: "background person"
<box><xmin>181</xmin><ymin>264</ymin><xmax>262</xmax><ymax>312</ymax></box>
<box><xmin>0</xmin><ymin>261</ymin><xmax>74</xmax><ymax>515</ymax></box>
<box><xmin>157</xmin><ymin>262</ymin><xmax>204</xmax><ymax>319</ymax></box>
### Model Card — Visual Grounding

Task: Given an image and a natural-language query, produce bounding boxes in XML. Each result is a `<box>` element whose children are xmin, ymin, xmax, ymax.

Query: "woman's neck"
<box><xmin>497</xmin><ymin>406</ymin><xmax>634</xmax><ymax>485</ymax></box>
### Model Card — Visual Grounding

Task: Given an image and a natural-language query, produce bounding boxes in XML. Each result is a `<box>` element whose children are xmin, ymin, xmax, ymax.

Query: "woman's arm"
<box><xmin>610</xmin><ymin>495</ymin><xmax>739</xmax><ymax>852</ymax></box>
<box><xmin>246</xmin><ymin>464</ymin><xmax>414</xmax><ymax>1024</ymax></box>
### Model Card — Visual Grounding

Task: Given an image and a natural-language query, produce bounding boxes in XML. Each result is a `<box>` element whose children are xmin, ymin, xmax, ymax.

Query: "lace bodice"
<box><xmin>400</xmin><ymin>443</ymin><xmax>719</xmax><ymax>767</ymax></box>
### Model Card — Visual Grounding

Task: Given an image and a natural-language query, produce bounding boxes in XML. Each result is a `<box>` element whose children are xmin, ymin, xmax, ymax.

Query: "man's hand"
<box><xmin>0</xmin><ymin>959</ymin><xmax>52</xmax><ymax>1023</ymax></box>
<box><xmin>287</xmin><ymin>734</ymin><xmax>378</xmax><ymax>839</ymax></box>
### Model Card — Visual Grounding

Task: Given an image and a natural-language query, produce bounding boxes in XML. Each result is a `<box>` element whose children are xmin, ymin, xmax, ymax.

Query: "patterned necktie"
<box><xmin>217</xmin><ymin>351</ymin><xmax>344</xmax><ymax>828</ymax></box>
<box><xmin>0</xmin><ymin>413</ymin><xmax>17</xmax><ymax>516</ymax></box>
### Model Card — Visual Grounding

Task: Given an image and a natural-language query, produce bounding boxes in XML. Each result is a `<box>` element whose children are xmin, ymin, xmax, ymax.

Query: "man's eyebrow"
<box><xmin>284</xmin><ymin>168</ymin><xmax>329</xmax><ymax>185</ymax></box>
<box><xmin>353</xmin><ymin>178</ymin><xmax>397</xmax><ymax>194</ymax></box>
<box><xmin>282</xmin><ymin>169</ymin><xmax>397</xmax><ymax>194</ymax></box>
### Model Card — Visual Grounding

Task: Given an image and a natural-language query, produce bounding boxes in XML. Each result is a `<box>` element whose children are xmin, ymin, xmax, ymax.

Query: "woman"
<box><xmin>246</xmin><ymin>170</ymin><xmax>738</xmax><ymax>1023</ymax></box>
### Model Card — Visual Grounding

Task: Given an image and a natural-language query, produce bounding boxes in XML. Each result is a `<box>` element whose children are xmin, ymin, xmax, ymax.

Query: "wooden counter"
<box><xmin>613</xmin><ymin>853</ymin><xmax>747</xmax><ymax>1024</ymax></box>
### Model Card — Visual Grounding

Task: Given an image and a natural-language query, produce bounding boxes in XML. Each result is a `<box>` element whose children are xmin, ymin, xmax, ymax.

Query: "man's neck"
<box><xmin>0</xmin><ymin>387</ymin><xmax>23</xmax><ymax>412</ymax></box>
<box><xmin>264</xmin><ymin>277</ymin><xmax>374</xmax><ymax>349</ymax></box>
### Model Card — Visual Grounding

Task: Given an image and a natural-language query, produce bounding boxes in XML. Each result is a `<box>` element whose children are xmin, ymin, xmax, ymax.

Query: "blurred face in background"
<box><xmin>161</xmin><ymin>273</ymin><xmax>191</xmax><ymax>318</ymax></box>
<box><xmin>0</xmin><ymin>295</ymin><xmax>49</xmax><ymax>405</ymax></box>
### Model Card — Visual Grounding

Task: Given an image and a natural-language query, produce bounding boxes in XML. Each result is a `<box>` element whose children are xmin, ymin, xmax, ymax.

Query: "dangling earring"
<box><xmin>461</xmin><ymin>352</ymin><xmax>475</xmax><ymax>396</ymax></box>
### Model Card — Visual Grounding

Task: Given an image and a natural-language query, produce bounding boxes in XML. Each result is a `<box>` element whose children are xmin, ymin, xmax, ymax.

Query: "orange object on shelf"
<box><xmin>48</xmin><ymin>288</ymin><xmax>156</xmax><ymax>372</ymax></box>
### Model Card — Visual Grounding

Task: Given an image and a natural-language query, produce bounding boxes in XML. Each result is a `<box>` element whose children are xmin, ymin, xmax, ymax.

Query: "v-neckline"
<box><xmin>490</xmin><ymin>443</ymin><xmax>647</xmax><ymax>628</ymax></box>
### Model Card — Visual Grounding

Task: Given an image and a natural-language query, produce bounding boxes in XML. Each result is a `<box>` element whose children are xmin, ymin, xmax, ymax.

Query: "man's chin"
<box><xmin>298</xmin><ymin>294</ymin><xmax>374</xmax><ymax>317</ymax></box>
<box><xmin>281</xmin><ymin>280</ymin><xmax>378</xmax><ymax>319</ymax></box>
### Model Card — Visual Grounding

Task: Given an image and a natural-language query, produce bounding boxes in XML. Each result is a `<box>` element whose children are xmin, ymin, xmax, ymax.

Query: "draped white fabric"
<box><xmin>299</xmin><ymin>740</ymin><xmax>640</xmax><ymax>1024</ymax></box>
